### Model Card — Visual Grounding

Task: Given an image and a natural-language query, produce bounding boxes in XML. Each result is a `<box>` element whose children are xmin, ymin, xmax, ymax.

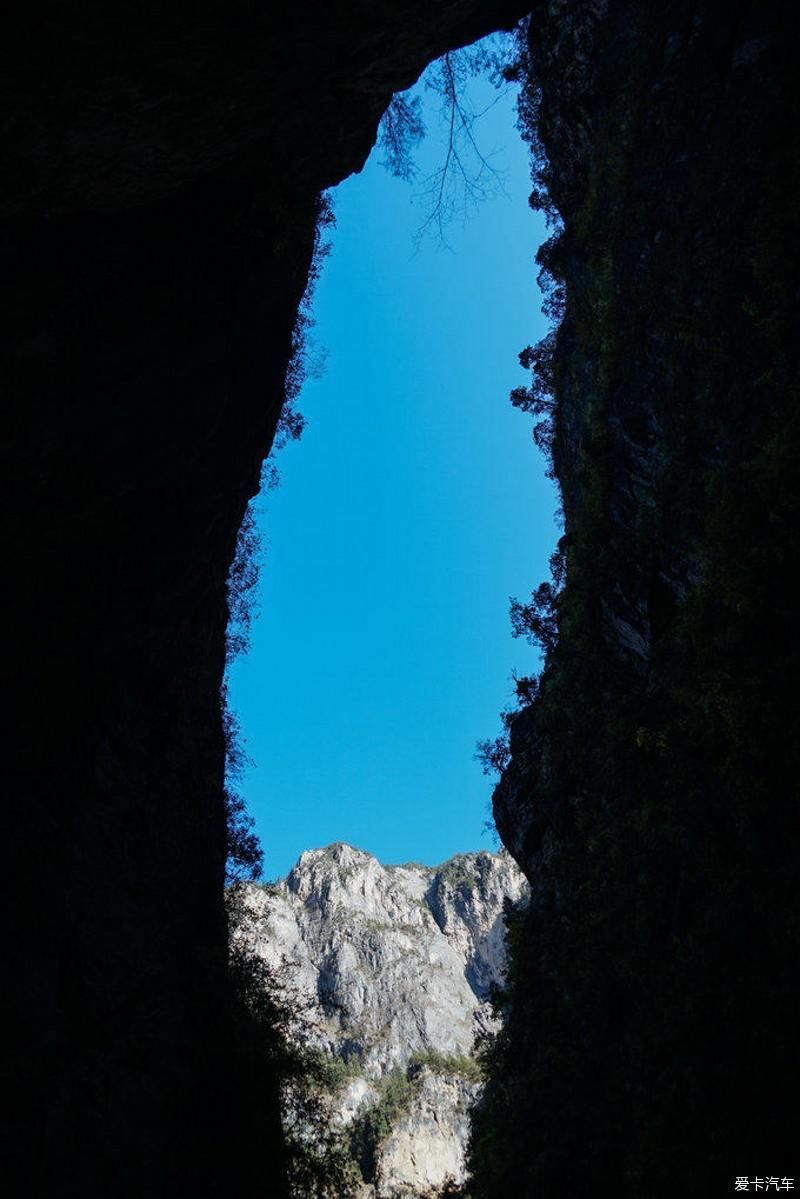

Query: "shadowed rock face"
<box><xmin>2</xmin><ymin>5</ymin><xmax>525</xmax><ymax>1195</ymax></box>
<box><xmin>474</xmin><ymin>2</ymin><xmax>799</xmax><ymax>1193</ymax></box>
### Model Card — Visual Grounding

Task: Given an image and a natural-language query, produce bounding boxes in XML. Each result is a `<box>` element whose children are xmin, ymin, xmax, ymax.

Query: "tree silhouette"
<box><xmin>378</xmin><ymin>33</ymin><xmax>520</xmax><ymax>246</ymax></box>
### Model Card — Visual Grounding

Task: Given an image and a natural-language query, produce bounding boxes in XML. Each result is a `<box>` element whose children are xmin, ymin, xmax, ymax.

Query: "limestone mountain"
<box><xmin>238</xmin><ymin>844</ymin><xmax>527</xmax><ymax>1196</ymax></box>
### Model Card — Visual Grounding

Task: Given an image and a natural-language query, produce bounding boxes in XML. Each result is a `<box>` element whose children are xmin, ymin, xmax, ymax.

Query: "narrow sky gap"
<box><xmin>228</xmin><ymin>62</ymin><xmax>557</xmax><ymax>880</ymax></box>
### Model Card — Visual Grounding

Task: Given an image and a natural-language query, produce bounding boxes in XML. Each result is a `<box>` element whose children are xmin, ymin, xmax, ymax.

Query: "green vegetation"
<box><xmin>255</xmin><ymin>880</ymin><xmax>282</xmax><ymax>897</ymax></box>
<box><xmin>221</xmin><ymin>909</ymin><xmax>485</xmax><ymax>1199</ymax></box>
<box><xmin>349</xmin><ymin>1067</ymin><xmax>421</xmax><ymax>1182</ymax></box>
<box><xmin>303</xmin><ymin>1048</ymin><xmax>363</xmax><ymax>1096</ymax></box>
<box><xmin>226</xmin><ymin>889</ymin><xmax>364</xmax><ymax>1198</ymax></box>
<box><xmin>347</xmin><ymin>1050</ymin><xmax>486</xmax><ymax>1190</ymax></box>
<box><xmin>438</xmin><ymin>851</ymin><xmax>494</xmax><ymax>895</ymax></box>
<box><xmin>222</xmin><ymin>701</ymin><xmax>264</xmax><ymax>885</ymax></box>
<box><xmin>409</xmin><ymin>1049</ymin><xmax>484</xmax><ymax>1084</ymax></box>
<box><xmin>284</xmin><ymin>1049</ymin><xmax>485</xmax><ymax>1194</ymax></box>
<box><xmin>438</xmin><ymin>856</ymin><xmax>476</xmax><ymax>892</ymax></box>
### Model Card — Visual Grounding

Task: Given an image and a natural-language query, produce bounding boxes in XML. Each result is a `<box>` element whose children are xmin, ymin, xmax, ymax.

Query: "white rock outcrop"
<box><xmin>238</xmin><ymin>843</ymin><xmax>526</xmax><ymax>1196</ymax></box>
<box><xmin>375</xmin><ymin>1070</ymin><xmax>479</xmax><ymax>1197</ymax></box>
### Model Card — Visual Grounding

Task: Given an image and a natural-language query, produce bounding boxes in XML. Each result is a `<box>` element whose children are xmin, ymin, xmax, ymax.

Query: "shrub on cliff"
<box><xmin>227</xmin><ymin>887</ymin><xmax>363</xmax><ymax>1198</ymax></box>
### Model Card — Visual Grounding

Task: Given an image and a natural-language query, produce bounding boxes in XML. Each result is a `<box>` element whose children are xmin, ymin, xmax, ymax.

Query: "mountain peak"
<box><xmin>245</xmin><ymin>840</ymin><xmax>528</xmax><ymax>1073</ymax></box>
<box><xmin>238</xmin><ymin>843</ymin><xmax>527</xmax><ymax>1195</ymax></box>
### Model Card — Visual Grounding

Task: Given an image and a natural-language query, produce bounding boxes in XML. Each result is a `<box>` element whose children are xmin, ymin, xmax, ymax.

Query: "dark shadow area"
<box><xmin>2</xmin><ymin>1</ymin><xmax>796</xmax><ymax>1196</ymax></box>
<box><xmin>471</xmin><ymin>5</ymin><xmax>799</xmax><ymax>1195</ymax></box>
<box><xmin>2</xmin><ymin>4</ymin><xmax>525</xmax><ymax>1196</ymax></box>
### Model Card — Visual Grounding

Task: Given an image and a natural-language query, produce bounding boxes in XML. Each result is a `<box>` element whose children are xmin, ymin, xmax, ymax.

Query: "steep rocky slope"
<box><xmin>239</xmin><ymin>844</ymin><xmax>526</xmax><ymax>1196</ymax></box>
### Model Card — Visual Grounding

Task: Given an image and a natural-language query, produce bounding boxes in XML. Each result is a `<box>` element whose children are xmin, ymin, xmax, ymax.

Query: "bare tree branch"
<box><xmin>376</xmin><ymin>32</ymin><xmax>520</xmax><ymax>248</ymax></box>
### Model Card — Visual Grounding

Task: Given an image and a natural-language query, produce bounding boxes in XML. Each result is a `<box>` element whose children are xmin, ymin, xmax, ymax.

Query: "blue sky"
<box><xmin>228</xmin><ymin>54</ymin><xmax>557</xmax><ymax>880</ymax></box>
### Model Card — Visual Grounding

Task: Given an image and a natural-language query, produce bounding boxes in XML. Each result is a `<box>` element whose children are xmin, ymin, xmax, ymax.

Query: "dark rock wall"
<box><xmin>2</xmin><ymin>4</ymin><xmax>525</xmax><ymax>1195</ymax></box>
<box><xmin>474</xmin><ymin>1</ymin><xmax>798</xmax><ymax>1193</ymax></box>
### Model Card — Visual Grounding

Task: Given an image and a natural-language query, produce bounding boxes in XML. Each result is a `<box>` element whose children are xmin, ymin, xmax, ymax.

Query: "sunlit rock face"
<box><xmin>240</xmin><ymin>844</ymin><xmax>527</xmax><ymax>1195</ymax></box>
<box><xmin>376</xmin><ymin>1071</ymin><xmax>478</xmax><ymax>1197</ymax></box>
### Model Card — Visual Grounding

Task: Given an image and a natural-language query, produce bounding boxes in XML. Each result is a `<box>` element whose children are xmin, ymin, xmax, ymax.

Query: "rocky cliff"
<box><xmin>470</xmin><ymin>3</ymin><xmax>799</xmax><ymax>1195</ymax></box>
<box><xmin>238</xmin><ymin>844</ymin><xmax>526</xmax><ymax>1197</ymax></box>
<box><xmin>2</xmin><ymin>6</ymin><xmax>527</xmax><ymax>1196</ymax></box>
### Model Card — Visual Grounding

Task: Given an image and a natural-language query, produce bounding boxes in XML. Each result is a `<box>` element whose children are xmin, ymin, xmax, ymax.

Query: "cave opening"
<box><xmin>221</xmin><ymin>42</ymin><xmax>556</xmax><ymax>1193</ymax></box>
<box><xmin>6</xmin><ymin>4</ymin><xmax>795</xmax><ymax>1193</ymax></box>
<box><xmin>226</xmin><ymin>41</ymin><xmax>558</xmax><ymax>882</ymax></box>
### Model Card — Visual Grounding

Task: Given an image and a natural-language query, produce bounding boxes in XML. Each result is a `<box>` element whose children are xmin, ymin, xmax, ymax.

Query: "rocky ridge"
<box><xmin>239</xmin><ymin>844</ymin><xmax>526</xmax><ymax>1196</ymax></box>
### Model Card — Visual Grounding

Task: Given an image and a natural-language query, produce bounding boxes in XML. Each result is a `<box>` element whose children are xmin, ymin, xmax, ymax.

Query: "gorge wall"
<box><xmin>473</xmin><ymin>2</ymin><xmax>798</xmax><ymax>1195</ymax></box>
<box><xmin>2</xmin><ymin>5</ymin><xmax>526</xmax><ymax>1196</ymax></box>
<box><xmin>3</xmin><ymin>1</ymin><xmax>796</xmax><ymax>1196</ymax></box>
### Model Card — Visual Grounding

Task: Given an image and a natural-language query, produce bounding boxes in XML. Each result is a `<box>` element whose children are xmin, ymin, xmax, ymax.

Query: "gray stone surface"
<box><xmin>238</xmin><ymin>843</ymin><xmax>526</xmax><ymax>1195</ymax></box>
<box><xmin>375</xmin><ymin>1070</ymin><xmax>480</xmax><ymax>1197</ymax></box>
